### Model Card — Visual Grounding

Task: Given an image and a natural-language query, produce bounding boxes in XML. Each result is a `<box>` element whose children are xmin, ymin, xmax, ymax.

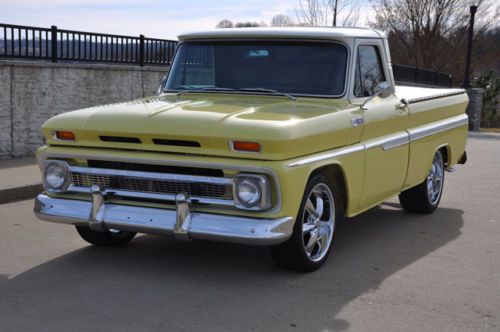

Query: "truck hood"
<box><xmin>42</xmin><ymin>93</ymin><xmax>357</xmax><ymax>161</ymax></box>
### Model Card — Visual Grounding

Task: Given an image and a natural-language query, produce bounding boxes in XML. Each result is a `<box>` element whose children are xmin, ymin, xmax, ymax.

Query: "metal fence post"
<box><xmin>50</xmin><ymin>25</ymin><xmax>57</xmax><ymax>62</ymax></box>
<box><xmin>139</xmin><ymin>34</ymin><xmax>145</xmax><ymax>66</ymax></box>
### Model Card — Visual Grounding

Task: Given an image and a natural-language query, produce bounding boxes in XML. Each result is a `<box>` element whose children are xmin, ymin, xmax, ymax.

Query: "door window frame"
<box><xmin>348</xmin><ymin>38</ymin><xmax>393</xmax><ymax>104</ymax></box>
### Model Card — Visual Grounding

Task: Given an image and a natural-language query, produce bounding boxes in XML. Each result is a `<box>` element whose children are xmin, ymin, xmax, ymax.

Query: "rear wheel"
<box><xmin>270</xmin><ymin>174</ymin><xmax>339</xmax><ymax>272</ymax></box>
<box><xmin>76</xmin><ymin>226</ymin><xmax>136</xmax><ymax>246</ymax></box>
<box><xmin>399</xmin><ymin>150</ymin><xmax>445</xmax><ymax>214</ymax></box>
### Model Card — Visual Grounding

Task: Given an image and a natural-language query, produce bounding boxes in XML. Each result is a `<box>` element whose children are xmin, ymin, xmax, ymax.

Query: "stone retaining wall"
<box><xmin>0</xmin><ymin>60</ymin><xmax>168</xmax><ymax>159</ymax></box>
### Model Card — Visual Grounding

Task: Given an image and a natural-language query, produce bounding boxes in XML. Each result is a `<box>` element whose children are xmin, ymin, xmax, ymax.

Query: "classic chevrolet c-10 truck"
<box><xmin>34</xmin><ymin>27</ymin><xmax>468</xmax><ymax>271</ymax></box>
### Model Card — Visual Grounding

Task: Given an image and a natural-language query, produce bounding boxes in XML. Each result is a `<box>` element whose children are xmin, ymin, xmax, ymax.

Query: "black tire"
<box><xmin>399</xmin><ymin>150</ymin><xmax>445</xmax><ymax>214</ymax></box>
<box><xmin>75</xmin><ymin>226</ymin><xmax>136</xmax><ymax>246</ymax></box>
<box><xmin>270</xmin><ymin>173</ymin><xmax>341</xmax><ymax>272</ymax></box>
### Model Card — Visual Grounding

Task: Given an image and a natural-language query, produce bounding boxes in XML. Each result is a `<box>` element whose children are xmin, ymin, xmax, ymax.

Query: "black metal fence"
<box><xmin>1</xmin><ymin>23</ymin><xmax>454</xmax><ymax>86</ymax></box>
<box><xmin>0</xmin><ymin>23</ymin><xmax>177</xmax><ymax>66</ymax></box>
<box><xmin>392</xmin><ymin>63</ymin><xmax>453</xmax><ymax>88</ymax></box>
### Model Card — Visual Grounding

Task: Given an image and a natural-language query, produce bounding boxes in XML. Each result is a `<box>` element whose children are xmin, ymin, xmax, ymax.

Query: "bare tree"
<box><xmin>296</xmin><ymin>0</ymin><xmax>361</xmax><ymax>27</ymax></box>
<box><xmin>370</xmin><ymin>0</ymin><xmax>497</xmax><ymax>82</ymax></box>
<box><xmin>216</xmin><ymin>19</ymin><xmax>234</xmax><ymax>28</ymax></box>
<box><xmin>271</xmin><ymin>14</ymin><xmax>296</xmax><ymax>27</ymax></box>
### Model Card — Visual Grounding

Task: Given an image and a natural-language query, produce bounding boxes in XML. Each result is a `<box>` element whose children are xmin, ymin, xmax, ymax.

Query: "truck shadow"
<box><xmin>0</xmin><ymin>204</ymin><xmax>463</xmax><ymax>331</ymax></box>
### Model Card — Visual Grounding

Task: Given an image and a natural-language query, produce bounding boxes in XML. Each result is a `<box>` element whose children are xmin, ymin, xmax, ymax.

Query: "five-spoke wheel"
<box><xmin>301</xmin><ymin>183</ymin><xmax>335</xmax><ymax>262</ymax></box>
<box><xmin>427</xmin><ymin>152</ymin><xmax>444</xmax><ymax>205</ymax></box>
<box><xmin>270</xmin><ymin>173</ymin><xmax>340</xmax><ymax>271</ymax></box>
<box><xmin>399</xmin><ymin>149</ymin><xmax>445</xmax><ymax>214</ymax></box>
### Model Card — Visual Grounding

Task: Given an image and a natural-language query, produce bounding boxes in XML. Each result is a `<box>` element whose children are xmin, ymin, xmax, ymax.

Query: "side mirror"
<box><xmin>374</xmin><ymin>81</ymin><xmax>392</xmax><ymax>98</ymax></box>
<box><xmin>360</xmin><ymin>81</ymin><xmax>393</xmax><ymax>110</ymax></box>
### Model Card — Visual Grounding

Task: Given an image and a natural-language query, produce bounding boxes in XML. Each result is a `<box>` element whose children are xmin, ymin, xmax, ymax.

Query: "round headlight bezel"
<box><xmin>235</xmin><ymin>178</ymin><xmax>262</xmax><ymax>208</ymax></box>
<box><xmin>233</xmin><ymin>174</ymin><xmax>272</xmax><ymax>210</ymax></box>
<box><xmin>43</xmin><ymin>161</ymin><xmax>69</xmax><ymax>193</ymax></box>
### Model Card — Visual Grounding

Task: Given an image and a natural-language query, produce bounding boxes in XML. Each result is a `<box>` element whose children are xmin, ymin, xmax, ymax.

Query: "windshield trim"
<box><xmin>162</xmin><ymin>39</ymin><xmax>351</xmax><ymax>99</ymax></box>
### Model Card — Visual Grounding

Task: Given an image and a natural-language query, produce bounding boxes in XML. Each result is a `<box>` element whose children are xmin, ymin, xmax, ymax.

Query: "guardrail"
<box><xmin>0</xmin><ymin>23</ymin><xmax>176</xmax><ymax>66</ymax></box>
<box><xmin>392</xmin><ymin>63</ymin><xmax>453</xmax><ymax>88</ymax></box>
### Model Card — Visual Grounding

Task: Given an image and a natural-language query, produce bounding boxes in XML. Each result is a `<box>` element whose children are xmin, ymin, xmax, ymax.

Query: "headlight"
<box><xmin>43</xmin><ymin>161</ymin><xmax>69</xmax><ymax>192</ymax></box>
<box><xmin>236</xmin><ymin>179</ymin><xmax>261</xmax><ymax>206</ymax></box>
<box><xmin>233</xmin><ymin>174</ymin><xmax>272</xmax><ymax>210</ymax></box>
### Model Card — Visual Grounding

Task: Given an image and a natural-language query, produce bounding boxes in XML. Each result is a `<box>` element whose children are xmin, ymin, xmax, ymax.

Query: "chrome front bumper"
<box><xmin>34</xmin><ymin>191</ymin><xmax>294</xmax><ymax>246</ymax></box>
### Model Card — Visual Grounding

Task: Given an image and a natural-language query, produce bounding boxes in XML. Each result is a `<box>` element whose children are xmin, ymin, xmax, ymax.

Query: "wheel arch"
<box><xmin>307</xmin><ymin>163</ymin><xmax>349</xmax><ymax>217</ymax></box>
<box><xmin>435</xmin><ymin>143</ymin><xmax>451</xmax><ymax>167</ymax></box>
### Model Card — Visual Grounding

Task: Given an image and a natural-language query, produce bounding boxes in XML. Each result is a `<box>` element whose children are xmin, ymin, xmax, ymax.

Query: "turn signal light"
<box><xmin>55</xmin><ymin>130</ymin><xmax>76</xmax><ymax>141</ymax></box>
<box><xmin>231</xmin><ymin>141</ymin><xmax>261</xmax><ymax>153</ymax></box>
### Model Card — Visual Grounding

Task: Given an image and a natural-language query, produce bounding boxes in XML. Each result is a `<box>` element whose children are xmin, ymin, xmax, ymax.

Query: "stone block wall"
<box><xmin>0</xmin><ymin>60</ymin><xmax>168</xmax><ymax>159</ymax></box>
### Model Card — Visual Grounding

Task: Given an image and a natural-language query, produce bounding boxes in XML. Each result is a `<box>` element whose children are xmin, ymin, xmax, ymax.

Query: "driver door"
<box><xmin>351</xmin><ymin>39</ymin><xmax>409</xmax><ymax>210</ymax></box>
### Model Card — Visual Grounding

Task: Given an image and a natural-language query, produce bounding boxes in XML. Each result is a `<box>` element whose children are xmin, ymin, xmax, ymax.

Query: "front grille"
<box><xmin>70</xmin><ymin>172</ymin><xmax>231</xmax><ymax>199</ymax></box>
<box><xmin>72</xmin><ymin>173</ymin><xmax>110</xmax><ymax>188</ymax></box>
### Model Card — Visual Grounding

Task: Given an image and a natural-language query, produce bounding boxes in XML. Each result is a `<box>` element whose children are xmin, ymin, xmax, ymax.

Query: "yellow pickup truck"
<box><xmin>34</xmin><ymin>27</ymin><xmax>468</xmax><ymax>271</ymax></box>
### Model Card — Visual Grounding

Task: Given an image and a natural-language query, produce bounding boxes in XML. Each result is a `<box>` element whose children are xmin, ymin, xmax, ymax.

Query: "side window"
<box><xmin>353</xmin><ymin>46</ymin><xmax>385</xmax><ymax>97</ymax></box>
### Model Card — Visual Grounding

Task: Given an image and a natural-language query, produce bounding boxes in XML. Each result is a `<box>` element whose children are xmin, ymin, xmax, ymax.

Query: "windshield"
<box><xmin>165</xmin><ymin>41</ymin><xmax>348</xmax><ymax>97</ymax></box>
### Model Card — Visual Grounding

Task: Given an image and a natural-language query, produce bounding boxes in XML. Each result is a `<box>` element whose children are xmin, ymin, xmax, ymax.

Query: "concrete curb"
<box><xmin>0</xmin><ymin>184</ymin><xmax>42</xmax><ymax>204</ymax></box>
<box><xmin>468</xmin><ymin>132</ymin><xmax>500</xmax><ymax>140</ymax></box>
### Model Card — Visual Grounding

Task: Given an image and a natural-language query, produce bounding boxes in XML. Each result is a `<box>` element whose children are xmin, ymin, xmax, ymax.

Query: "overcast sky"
<box><xmin>1</xmin><ymin>0</ymin><xmax>307</xmax><ymax>40</ymax></box>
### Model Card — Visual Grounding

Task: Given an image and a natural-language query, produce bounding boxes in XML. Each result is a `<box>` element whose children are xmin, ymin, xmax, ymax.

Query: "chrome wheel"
<box><xmin>301</xmin><ymin>183</ymin><xmax>335</xmax><ymax>262</ymax></box>
<box><xmin>427</xmin><ymin>152</ymin><xmax>444</xmax><ymax>205</ymax></box>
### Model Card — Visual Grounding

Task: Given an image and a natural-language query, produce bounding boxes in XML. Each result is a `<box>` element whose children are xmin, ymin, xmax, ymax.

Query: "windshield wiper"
<box><xmin>176</xmin><ymin>86</ymin><xmax>237</xmax><ymax>97</ymax></box>
<box><xmin>239</xmin><ymin>87</ymin><xmax>297</xmax><ymax>101</ymax></box>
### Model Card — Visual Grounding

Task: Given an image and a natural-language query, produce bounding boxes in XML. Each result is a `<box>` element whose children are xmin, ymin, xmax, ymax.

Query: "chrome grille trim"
<box><xmin>68</xmin><ymin>166</ymin><xmax>232</xmax><ymax>185</ymax></box>
<box><xmin>67</xmin><ymin>166</ymin><xmax>234</xmax><ymax>205</ymax></box>
<box><xmin>67</xmin><ymin>185</ymin><xmax>234</xmax><ymax>206</ymax></box>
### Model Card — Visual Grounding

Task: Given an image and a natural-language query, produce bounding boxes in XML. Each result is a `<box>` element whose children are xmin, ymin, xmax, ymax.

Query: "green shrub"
<box><xmin>475</xmin><ymin>71</ymin><xmax>500</xmax><ymax>128</ymax></box>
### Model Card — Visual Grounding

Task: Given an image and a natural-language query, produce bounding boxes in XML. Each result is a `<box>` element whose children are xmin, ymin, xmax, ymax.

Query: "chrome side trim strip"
<box><xmin>35</xmin><ymin>194</ymin><xmax>294</xmax><ymax>246</ymax></box>
<box><xmin>67</xmin><ymin>185</ymin><xmax>235</xmax><ymax>206</ymax></box>
<box><xmin>364</xmin><ymin>132</ymin><xmax>409</xmax><ymax>151</ymax></box>
<box><xmin>382</xmin><ymin>133</ymin><xmax>410</xmax><ymax>151</ymax></box>
<box><xmin>409</xmin><ymin>114</ymin><xmax>468</xmax><ymax>141</ymax></box>
<box><xmin>405</xmin><ymin>90</ymin><xmax>466</xmax><ymax>104</ymax></box>
<box><xmin>288</xmin><ymin>114</ymin><xmax>467</xmax><ymax>167</ymax></box>
<box><xmin>288</xmin><ymin>145</ymin><xmax>364</xmax><ymax>167</ymax></box>
<box><xmin>68</xmin><ymin>165</ymin><xmax>232</xmax><ymax>185</ymax></box>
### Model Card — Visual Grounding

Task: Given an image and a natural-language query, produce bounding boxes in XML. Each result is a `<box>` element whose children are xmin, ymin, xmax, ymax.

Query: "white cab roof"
<box><xmin>179</xmin><ymin>27</ymin><xmax>385</xmax><ymax>41</ymax></box>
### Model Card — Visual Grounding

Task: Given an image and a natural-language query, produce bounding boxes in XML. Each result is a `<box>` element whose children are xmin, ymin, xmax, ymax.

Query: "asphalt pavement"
<box><xmin>0</xmin><ymin>136</ymin><xmax>499</xmax><ymax>332</ymax></box>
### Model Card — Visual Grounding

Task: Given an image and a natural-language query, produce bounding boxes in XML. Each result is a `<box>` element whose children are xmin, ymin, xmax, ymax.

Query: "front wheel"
<box><xmin>270</xmin><ymin>174</ymin><xmax>339</xmax><ymax>272</ymax></box>
<box><xmin>399</xmin><ymin>150</ymin><xmax>445</xmax><ymax>214</ymax></box>
<box><xmin>76</xmin><ymin>226</ymin><xmax>136</xmax><ymax>246</ymax></box>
